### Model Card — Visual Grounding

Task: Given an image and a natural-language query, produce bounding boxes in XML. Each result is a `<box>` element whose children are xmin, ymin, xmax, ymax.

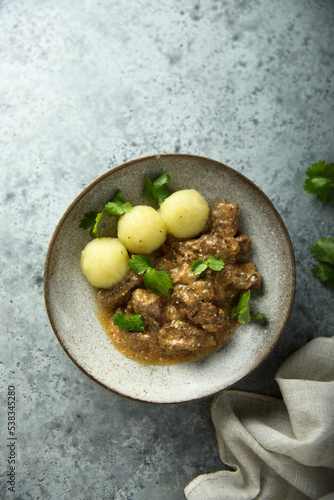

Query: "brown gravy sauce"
<box><xmin>98</xmin><ymin>305</ymin><xmax>236</xmax><ymax>365</ymax></box>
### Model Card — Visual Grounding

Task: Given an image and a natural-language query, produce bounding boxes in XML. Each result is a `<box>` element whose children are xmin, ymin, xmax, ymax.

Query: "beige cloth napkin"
<box><xmin>185</xmin><ymin>337</ymin><xmax>334</xmax><ymax>500</ymax></box>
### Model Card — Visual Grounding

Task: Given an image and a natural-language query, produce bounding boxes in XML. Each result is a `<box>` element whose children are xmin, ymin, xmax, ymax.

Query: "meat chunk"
<box><xmin>235</xmin><ymin>233</ymin><xmax>251</xmax><ymax>255</ymax></box>
<box><xmin>158</xmin><ymin>320</ymin><xmax>217</xmax><ymax>351</ymax></box>
<box><xmin>156</xmin><ymin>259</ymin><xmax>196</xmax><ymax>285</ymax></box>
<box><xmin>189</xmin><ymin>303</ymin><xmax>230</xmax><ymax>333</ymax></box>
<box><xmin>178</xmin><ymin>234</ymin><xmax>240</xmax><ymax>263</ymax></box>
<box><xmin>163</xmin><ymin>302</ymin><xmax>188</xmax><ymax>322</ymax></box>
<box><xmin>128</xmin><ymin>288</ymin><xmax>163</xmax><ymax>332</ymax></box>
<box><xmin>97</xmin><ymin>271</ymin><xmax>142</xmax><ymax>309</ymax></box>
<box><xmin>208</xmin><ymin>202</ymin><xmax>240</xmax><ymax>236</ymax></box>
<box><xmin>213</xmin><ymin>263</ymin><xmax>262</xmax><ymax>304</ymax></box>
<box><xmin>170</xmin><ymin>281</ymin><xmax>228</xmax><ymax>332</ymax></box>
<box><xmin>172</xmin><ymin>281</ymin><xmax>215</xmax><ymax>311</ymax></box>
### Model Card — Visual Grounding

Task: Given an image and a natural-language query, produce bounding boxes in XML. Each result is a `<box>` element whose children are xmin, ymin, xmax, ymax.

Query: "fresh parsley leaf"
<box><xmin>144</xmin><ymin>268</ymin><xmax>174</xmax><ymax>297</ymax></box>
<box><xmin>250</xmin><ymin>312</ymin><xmax>266</xmax><ymax>321</ymax></box>
<box><xmin>129</xmin><ymin>255</ymin><xmax>154</xmax><ymax>274</ymax></box>
<box><xmin>142</xmin><ymin>175</ymin><xmax>153</xmax><ymax>200</ymax></box>
<box><xmin>231</xmin><ymin>290</ymin><xmax>265</xmax><ymax>324</ymax></box>
<box><xmin>129</xmin><ymin>254</ymin><xmax>174</xmax><ymax>297</ymax></box>
<box><xmin>112</xmin><ymin>190</ymin><xmax>125</xmax><ymax>204</ymax></box>
<box><xmin>190</xmin><ymin>260</ymin><xmax>208</xmax><ymax>275</ymax></box>
<box><xmin>142</xmin><ymin>172</ymin><xmax>172</xmax><ymax>205</ymax></box>
<box><xmin>113</xmin><ymin>311</ymin><xmax>145</xmax><ymax>332</ymax></box>
<box><xmin>155</xmin><ymin>183</ymin><xmax>172</xmax><ymax>205</ymax></box>
<box><xmin>79</xmin><ymin>211</ymin><xmax>98</xmax><ymax>231</ymax></box>
<box><xmin>91</xmin><ymin>210</ymin><xmax>105</xmax><ymax>238</ymax></box>
<box><xmin>312</xmin><ymin>263</ymin><xmax>334</xmax><ymax>289</ymax></box>
<box><xmin>311</xmin><ymin>237</ymin><xmax>334</xmax><ymax>265</ymax></box>
<box><xmin>191</xmin><ymin>255</ymin><xmax>225</xmax><ymax>275</ymax></box>
<box><xmin>236</xmin><ymin>306</ymin><xmax>251</xmax><ymax>324</ymax></box>
<box><xmin>104</xmin><ymin>190</ymin><xmax>132</xmax><ymax>216</ymax></box>
<box><xmin>310</xmin><ymin>237</ymin><xmax>334</xmax><ymax>289</ymax></box>
<box><xmin>152</xmin><ymin>173</ymin><xmax>172</xmax><ymax>205</ymax></box>
<box><xmin>231</xmin><ymin>290</ymin><xmax>251</xmax><ymax>324</ymax></box>
<box><xmin>303</xmin><ymin>161</ymin><xmax>334</xmax><ymax>203</ymax></box>
<box><xmin>79</xmin><ymin>190</ymin><xmax>132</xmax><ymax>238</ymax></box>
<box><xmin>206</xmin><ymin>255</ymin><xmax>225</xmax><ymax>271</ymax></box>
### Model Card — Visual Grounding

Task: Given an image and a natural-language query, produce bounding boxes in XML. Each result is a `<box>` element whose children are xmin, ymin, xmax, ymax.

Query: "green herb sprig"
<box><xmin>113</xmin><ymin>311</ymin><xmax>145</xmax><ymax>332</ymax></box>
<box><xmin>303</xmin><ymin>161</ymin><xmax>334</xmax><ymax>203</ymax></box>
<box><xmin>79</xmin><ymin>190</ymin><xmax>132</xmax><ymax>238</ymax></box>
<box><xmin>190</xmin><ymin>255</ymin><xmax>225</xmax><ymax>276</ymax></box>
<box><xmin>310</xmin><ymin>238</ymin><xmax>334</xmax><ymax>290</ymax></box>
<box><xmin>231</xmin><ymin>290</ymin><xmax>266</xmax><ymax>324</ymax></box>
<box><xmin>142</xmin><ymin>172</ymin><xmax>172</xmax><ymax>205</ymax></box>
<box><xmin>303</xmin><ymin>160</ymin><xmax>334</xmax><ymax>289</ymax></box>
<box><xmin>129</xmin><ymin>254</ymin><xmax>174</xmax><ymax>298</ymax></box>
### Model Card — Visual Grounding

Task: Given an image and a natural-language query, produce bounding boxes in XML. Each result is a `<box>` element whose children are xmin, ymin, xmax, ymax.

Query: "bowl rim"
<box><xmin>43</xmin><ymin>153</ymin><xmax>296</xmax><ymax>404</ymax></box>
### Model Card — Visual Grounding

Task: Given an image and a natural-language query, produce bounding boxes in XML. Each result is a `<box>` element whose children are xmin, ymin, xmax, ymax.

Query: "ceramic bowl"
<box><xmin>44</xmin><ymin>154</ymin><xmax>295</xmax><ymax>404</ymax></box>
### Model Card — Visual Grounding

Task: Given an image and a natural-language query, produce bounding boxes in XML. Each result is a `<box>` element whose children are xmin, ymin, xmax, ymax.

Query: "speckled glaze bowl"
<box><xmin>44</xmin><ymin>154</ymin><xmax>296</xmax><ymax>404</ymax></box>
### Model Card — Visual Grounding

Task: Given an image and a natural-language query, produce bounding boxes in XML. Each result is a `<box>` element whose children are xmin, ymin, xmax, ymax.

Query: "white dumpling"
<box><xmin>117</xmin><ymin>205</ymin><xmax>167</xmax><ymax>254</ymax></box>
<box><xmin>159</xmin><ymin>189</ymin><xmax>209</xmax><ymax>238</ymax></box>
<box><xmin>80</xmin><ymin>237</ymin><xmax>129</xmax><ymax>288</ymax></box>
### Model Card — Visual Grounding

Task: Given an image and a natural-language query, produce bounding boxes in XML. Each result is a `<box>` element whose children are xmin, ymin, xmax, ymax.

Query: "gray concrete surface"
<box><xmin>1</xmin><ymin>0</ymin><xmax>333</xmax><ymax>498</ymax></box>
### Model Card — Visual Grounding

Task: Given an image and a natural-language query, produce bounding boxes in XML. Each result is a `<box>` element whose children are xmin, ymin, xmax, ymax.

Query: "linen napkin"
<box><xmin>185</xmin><ymin>337</ymin><xmax>334</xmax><ymax>500</ymax></box>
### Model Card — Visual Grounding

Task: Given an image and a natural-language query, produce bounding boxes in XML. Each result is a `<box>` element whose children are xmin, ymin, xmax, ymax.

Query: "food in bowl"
<box><xmin>159</xmin><ymin>189</ymin><xmax>210</xmax><ymax>238</ymax></box>
<box><xmin>118</xmin><ymin>205</ymin><xmax>167</xmax><ymax>254</ymax></box>
<box><xmin>79</xmin><ymin>172</ymin><xmax>265</xmax><ymax>365</ymax></box>
<box><xmin>44</xmin><ymin>155</ymin><xmax>295</xmax><ymax>403</ymax></box>
<box><xmin>81</xmin><ymin>238</ymin><xmax>129</xmax><ymax>288</ymax></box>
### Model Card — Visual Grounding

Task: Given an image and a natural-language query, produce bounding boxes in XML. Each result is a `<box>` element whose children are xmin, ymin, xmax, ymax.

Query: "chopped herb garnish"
<box><xmin>142</xmin><ymin>172</ymin><xmax>172</xmax><ymax>205</ymax></box>
<box><xmin>143</xmin><ymin>268</ymin><xmax>174</xmax><ymax>298</ymax></box>
<box><xmin>310</xmin><ymin>237</ymin><xmax>334</xmax><ymax>289</ymax></box>
<box><xmin>129</xmin><ymin>254</ymin><xmax>154</xmax><ymax>274</ymax></box>
<box><xmin>79</xmin><ymin>190</ymin><xmax>132</xmax><ymax>238</ymax></box>
<box><xmin>191</xmin><ymin>255</ymin><xmax>225</xmax><ymax>275</ymax></box>
<box><xmin>79</xmin><ymin>210</ymin><xmax>99</xmax><ymax>238</ymax></box>
<box><xmin>113</xmin><ymin>311</ymin><xmax>145</xmax><ymax>332</ymax></box>
<box><xmin>104</xmin><ymin>190</ymin><xmax>132</xmax><ymax>216</ymax></box>
<box><xmin>231</xmin><ymin>290</ymin><xmax>265</xmax><ymax>324</ymax></box>
<box><xmin>303</xmin><ymin>161</ymin><xmax>334</xmax><ymax>203</ymax></box>
<box><xmin>129</xmin><ymin>254</ymin><xmax>174</xmax><ymax>297</ymax></box>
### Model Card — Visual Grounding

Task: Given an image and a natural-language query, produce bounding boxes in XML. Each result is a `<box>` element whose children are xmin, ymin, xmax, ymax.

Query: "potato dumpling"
<box><xmin>159</xmin><ymin>189</ymin><xmax>209</xmax><ymax>238</ymax></box>
<box><xmin>118</xmin><ymin>205</ymin><xmax>167</xmax><ymax>254</ymax></box>
<box><xmin>81</xmin><ymin>237</ymin><xmax>129</xmax><ymax>288</ymax></box>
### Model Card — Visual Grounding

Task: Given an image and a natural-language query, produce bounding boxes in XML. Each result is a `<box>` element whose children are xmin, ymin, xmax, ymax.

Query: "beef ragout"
<box><xmin>97</xmin><ymin>201</ymin><xmax>262</xmax><ymax>365</ymax></box>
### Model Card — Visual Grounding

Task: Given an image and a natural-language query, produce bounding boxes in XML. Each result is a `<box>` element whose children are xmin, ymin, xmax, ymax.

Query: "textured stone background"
<box><xmin>0</xmin><ymin>0</ymin><xmax>333</xmax><ymax>498</ymax></box>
